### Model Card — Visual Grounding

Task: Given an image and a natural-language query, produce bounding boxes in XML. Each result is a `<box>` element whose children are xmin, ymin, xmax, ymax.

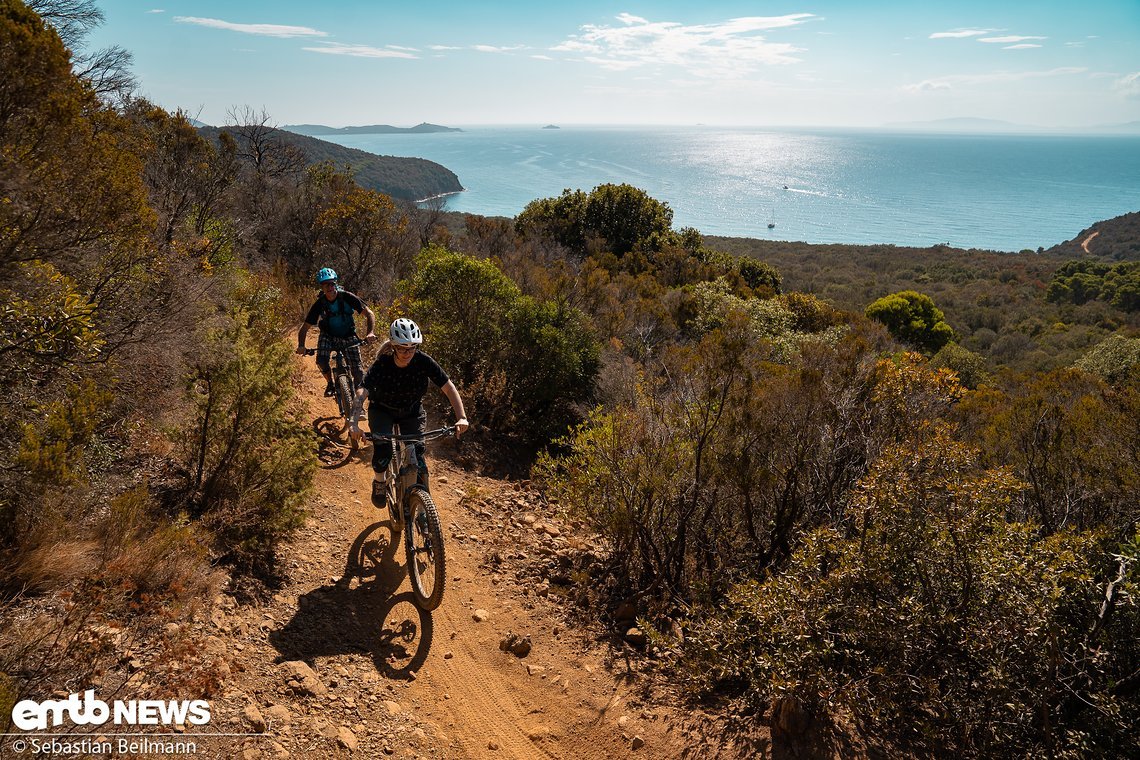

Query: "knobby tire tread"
<box><xmin>405</xmin><ymin>488</ymin><xmax>445</xmax><ymax>611</ymax></box>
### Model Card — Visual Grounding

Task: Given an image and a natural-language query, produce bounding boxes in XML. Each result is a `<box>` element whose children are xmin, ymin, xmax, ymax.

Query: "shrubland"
<box><xmin>3</xmin><ymin>1</ymin><xmax>1139</xmax><ymax>754</ymax></box>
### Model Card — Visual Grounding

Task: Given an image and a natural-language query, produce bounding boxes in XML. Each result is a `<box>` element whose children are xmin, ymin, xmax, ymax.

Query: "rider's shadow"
<box><xmin>268</xmin><ymin>521</ymin><xmax>433</xmax><ymax>680</ymax></box>
<box><xmin>313</xmin><ymin>416</ymin><xmax>366</xmax><ymax>470</ymax></box>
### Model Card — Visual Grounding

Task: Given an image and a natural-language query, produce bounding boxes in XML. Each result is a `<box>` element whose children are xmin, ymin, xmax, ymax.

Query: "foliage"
<box><xmin>403</xmin><ymin>246</ymin><xmax>599</xmax><ymax>445</ymax></box>
<box><xmin>1047</xmin><ymin>260</ymin><xmax>1140</xmax><ymax>311</ymax></box>
<box><xmin>516</xmin><ymin>183</ymin><xmax>675</xmax><ymax>257</ymax></box>
<box><xmin>929</xmin><ymin>341</ymin><xmax>990</xmax><ymax>389</ymax></box>
<box><xmin>1074</xmin><ymin>333</ymin><xmax>1140</xmax><ymax>384</ymax></box>
<box><xmin>538</xmin><ymin>323</ymin><xmax>951</xmax><ymax>598</ymax></box>
<box><xmin>312</xmin><ymin>181</ymin><xmax>408</xmax><ymax>291</ymax></box>
<box><xmin>866</xmin><ymin>289</ymin><xmax>955</xmax><ymax>354</ymax></box>
<box><xmin>181</xmin><ymin>308</ymin><xmax>314</xmax><ymax>574</ymax></box>
<box><xmin>680</xmin><ymin>431</ymin><xmax>1140</xmax><ymax>757</ymax></box>
<box><xmin>956</xmin><ymin>369</ymin><xmax>1140</xmax><ymax>535</ymax></box>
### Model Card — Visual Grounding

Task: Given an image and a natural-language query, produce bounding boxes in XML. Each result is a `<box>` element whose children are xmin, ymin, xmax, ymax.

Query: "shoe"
<box><xmin>371</xmin><ymin>478</ymin><xmax>387</xmax><ymax>510</ymax></box>
<box><xmin>324</xmin><ymin>381</ymin><xmax>336</xmax><ymax>397</ymax></box>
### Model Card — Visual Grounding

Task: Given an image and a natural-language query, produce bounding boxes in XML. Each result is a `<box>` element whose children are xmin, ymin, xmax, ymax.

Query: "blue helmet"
<box><xmin>316</xmin><ymin>267</ymin><xmax>338</xmax><ymax>284</ymax></box>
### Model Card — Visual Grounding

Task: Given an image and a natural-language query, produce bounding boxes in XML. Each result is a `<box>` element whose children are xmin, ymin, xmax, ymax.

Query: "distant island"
<box><xmin>542</xmin><ymin>124</ymin><xmax>560</xmax><ymax>130</ymax></box>
<box><xmin>198</xmin><ymin>126</ymin><xmax>463</xmax><ymax>202</ymax></box>
<box><xmin>282</xmin><ymin>122</ymin><xmax>462</xmax><ymax>136</ymax></box>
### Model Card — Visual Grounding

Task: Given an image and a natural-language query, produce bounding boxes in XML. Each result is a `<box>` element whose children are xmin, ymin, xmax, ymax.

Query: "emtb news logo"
<box><xmin>11</xmin><ymin>690</ymin><xmax>211</xmax><ymax>730</ymax></box>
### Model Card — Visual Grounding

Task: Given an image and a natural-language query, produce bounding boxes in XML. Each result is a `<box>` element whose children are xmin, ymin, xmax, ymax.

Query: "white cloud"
<box><xmin>929</xmin><ymin>29</ymin><xmax>991</xmax><ymax>39</ymax></box>
<box><xmin>903</xmin><ymin>67</ymin><xmax>1086</xmax><ymax>93</ymax></box>
<box><xmin>1116</xmin><ymin>72</ymin><xmax>1140</xmax><ymax>99</ymax></box>
<box><xmin>386</xmin><ymin>45</ymin><xmax>419</xmax><ymax>52</ymax></box>
<box><xmin>980</xmin><ymin>35</ymin><xmax>1046</xmax><ymax>44</ymax></box>
<box><xmin>473</xmin><ymin>44</ymin><xmax>527</xmax><ymax>53</ymax></box>
<box><xmin>146</xmin><ymin>9</ymin><xmax>165</xmax><ymax>13</ymax></box>
<box><xmin>531</xmin><ymin>54</ymin><xmax>553</xmax><ymax>61</ymax></box>
<box><xmin>429</xmin><ymin>45</ymin><xmax>461</xmax><ymax>50</ymax></box>
<box><xmin>173</xmin><ymin>17</ymin><xmax>327</xmax><ymax>38</ymax></box>
<box><xmin>302</xmin><ymin>43</ymin><xmax>416</xmax><ymax>59</ymax></box>
<box><xmin>1003</xmin><ymin>44</ymin><xmax>1042</xmax><ymax>50</ymax></box>
<box><xmin>553</xmin><ymin>13</ymin><xmax>814</xmax><ymax>79</ymax></box>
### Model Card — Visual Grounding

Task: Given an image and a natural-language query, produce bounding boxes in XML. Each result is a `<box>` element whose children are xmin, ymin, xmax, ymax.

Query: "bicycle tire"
<box><xmin>404</xmin><ymin>488</ymin><xmax>445</xmax><ymax>611</ymax></box>
<box><xmin>335</xmin><ymin>373</ymin><xmax>353</xmax><ymax>419</ymax></box>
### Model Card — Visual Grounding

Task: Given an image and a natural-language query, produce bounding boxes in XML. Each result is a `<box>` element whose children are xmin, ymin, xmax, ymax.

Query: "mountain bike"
<box><xmin>304</xmin><ymin>337</ymin><xmax>363</xmax><ymax>446</ymax></box>
<box><xmin>367</xmin><ymin>425</ymin><xmax>455</xmax><ymax>611</ymax></box>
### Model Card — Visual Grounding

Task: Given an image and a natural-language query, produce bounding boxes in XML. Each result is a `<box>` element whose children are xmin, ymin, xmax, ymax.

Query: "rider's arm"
<box><xmin>440</xmin><ymin>380</ymin><xmax>469</xmax><ymax>437</ymax></box>
<box><xmin>362</xmin><ymin>304</ymin><xmax>377</xmax><ymax>340</ymax></box>
<box><xmin>296</xmin><ymin>322</ymin><xmax>312</xmax><ymax>353</ymax></box>
<box><xmin>349</xmin><ymin>386</ymin><xmax>368</xmax><ymax>432</ymax></box>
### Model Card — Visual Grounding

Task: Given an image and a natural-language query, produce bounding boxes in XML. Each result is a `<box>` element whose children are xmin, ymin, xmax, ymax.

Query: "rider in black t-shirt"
<box><xmin>349</xmin><ymin>318</ymin><xmax>469</xmax><ymax>508</ymax></box>
<box><xmin>296</xmin><ymin>268</ymin><xmax>376</xmax><ymax>396</ymax></box>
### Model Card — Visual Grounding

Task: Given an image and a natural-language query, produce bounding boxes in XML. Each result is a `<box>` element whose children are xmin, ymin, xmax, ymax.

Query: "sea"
<box><xmin>321</xmin><ymin>126</ymin><xmax>1140</xmax><ymax>253</ymax></box>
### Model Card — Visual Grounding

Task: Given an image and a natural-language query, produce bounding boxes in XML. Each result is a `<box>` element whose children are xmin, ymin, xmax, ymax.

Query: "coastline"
<box><xmin>416</xmin><ymin>188</ymin><xmax>466</xmax><ymax>204</ymax></box>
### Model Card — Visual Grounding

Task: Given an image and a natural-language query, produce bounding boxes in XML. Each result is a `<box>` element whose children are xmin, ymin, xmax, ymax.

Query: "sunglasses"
<box><xmin>393</xmin><ymin>345</ymin><xmax>417</xmax><ymax>354</ymax></box>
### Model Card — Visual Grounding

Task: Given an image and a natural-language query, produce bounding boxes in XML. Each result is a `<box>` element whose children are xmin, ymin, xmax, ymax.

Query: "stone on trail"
<box><xmin>472</xmin><ymin>609</ymin><xmax>490</xmax><ymax>622</ymax></box>
<box><xmin>337</xmin><ymin>726</ymin><xmax>358</xmax><ymax>750</ymax></box>
<box><xmin>242</xmin><ymin>704</ymin><xmax>267</xmax><ymax>732</ymax></box>
<box><xmin>280</xmin><ymin>660</ymin><xmax>327</xmax><ymax>696</ymax></box>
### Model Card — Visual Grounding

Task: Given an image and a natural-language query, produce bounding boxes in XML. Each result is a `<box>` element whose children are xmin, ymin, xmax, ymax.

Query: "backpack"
<box><xmin>320</xmin><ymin>294</ymin><xmax>357</xmax><ymax>338</ymax></box>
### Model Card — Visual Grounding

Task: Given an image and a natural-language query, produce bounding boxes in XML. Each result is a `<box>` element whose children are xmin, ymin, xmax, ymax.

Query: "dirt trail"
<box><xmin>1081</xmin><ymin>230</ymin><xmax>1099</xmax><ymax>253</ymax></box>
<box><xmin>192</xmin><ymin>358</ymin><xmax>694</xmax><ymax>759</ymax></box>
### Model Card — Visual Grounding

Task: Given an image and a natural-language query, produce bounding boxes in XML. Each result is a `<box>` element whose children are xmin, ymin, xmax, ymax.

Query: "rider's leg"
<box><xmin>345</xmin><ymin>341</ymin><xmax>364</xmax><ymax>387</ymax></box>
<box><xmin>367</xmin><ymin>404</ymin><xmax>396</xmax><ymax>508</ymax></box>
<box><xmin>404</xmin><ymin>404</ymin><xmax>429</xmax><ymax>489</ymax></box>
<box><xmin>315</xmin><ymin>333</ymin><xmax>335</xmax><ymax>394</ymax></box>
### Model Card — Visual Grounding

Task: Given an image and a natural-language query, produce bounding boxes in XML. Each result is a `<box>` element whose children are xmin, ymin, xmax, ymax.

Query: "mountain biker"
<box><xmin>296</xmin><ymin>268</ymin><xmax>377</xmax><ymax>396</ymax></box>
<box><xmin>349</xmin><ymin>318</ymin><xmax>469</xmax><ymax>509</ymax></box>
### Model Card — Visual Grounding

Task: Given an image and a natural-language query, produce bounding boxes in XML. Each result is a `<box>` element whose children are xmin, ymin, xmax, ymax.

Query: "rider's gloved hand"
<box><xmin>455</xmin><ymin>418</ymin><xmax>469</xmax><ymax>439</ymax></box>
<box><xmin>295</xmin><ymin>344</ymin><xmax>306</xmax><ymax>354</ymax></box>
<box><xmin>363</xmin><ymin>332</ymin><xmax>377</xmax><ymax>343</ymax></box>
<box><xmin>349</xmin><ymin>421</ymin><xmax>364</xmax><ymax>442</ymax></box>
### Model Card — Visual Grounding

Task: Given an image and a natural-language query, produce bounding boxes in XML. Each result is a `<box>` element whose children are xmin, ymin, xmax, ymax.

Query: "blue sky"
<box><xmin>86</xmin><ymin>1</ymin><xmax>1140</xmax><ymax>129</ymax></box>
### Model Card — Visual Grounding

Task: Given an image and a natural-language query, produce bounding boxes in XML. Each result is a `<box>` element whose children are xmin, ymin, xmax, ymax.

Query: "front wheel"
<box><xmin>404</xmin><ymin>488</ymin><xmax>445</xmax><ymax>611</ymax></box>
<box><xmin>335</xmin><ymin>373</ymin><xmax>353</xmax><ymax>419</ymax></box>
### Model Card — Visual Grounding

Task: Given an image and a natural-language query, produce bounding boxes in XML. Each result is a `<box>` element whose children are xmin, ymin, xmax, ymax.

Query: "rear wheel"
<box><xmin>404</xmin><ymin>488</ymin><xmax>445</xmax><ymax>611</ymax></box>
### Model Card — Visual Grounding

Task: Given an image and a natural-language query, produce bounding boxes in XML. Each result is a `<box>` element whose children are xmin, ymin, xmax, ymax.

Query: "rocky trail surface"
<box><xmin>187</xmin><ymin>359</ymin><xmax>707</xmax><ymax>759</ymax></box>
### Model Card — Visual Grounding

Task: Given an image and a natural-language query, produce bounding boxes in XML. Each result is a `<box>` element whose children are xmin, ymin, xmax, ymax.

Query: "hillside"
<box><xmin>284</xmin><ymin>122</ymin><xmax>462</xmax><ymax>136</ymax></box>
<box><xmin>1042</xmin><ymin>210</ymin><xmax>1140</xmax><ymax>260</ymax></box>
<box><xmin>199</xmin><ymin>126</ymin><xmax>463</xmax><ymax>202</ymax></box>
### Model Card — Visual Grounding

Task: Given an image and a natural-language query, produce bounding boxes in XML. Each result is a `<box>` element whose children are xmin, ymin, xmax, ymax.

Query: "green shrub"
<box><xmin>404</xmin><ymin>246</ymin><xmax>600</xmax><ymax>446</ymax></box>
<box><xmin>865</xmin><ymin>289</ymin><xmax>955</xmax><ymax>354</ymax></box>
<box><xmin>180</xmin><ymin>311</ymin><xmax>314</xmax><ymax>574</ymax></box>
<box><xmin>681</xmin><ymin>430</ymin><xmax>1140</xmax><ymax>757</ymax></box>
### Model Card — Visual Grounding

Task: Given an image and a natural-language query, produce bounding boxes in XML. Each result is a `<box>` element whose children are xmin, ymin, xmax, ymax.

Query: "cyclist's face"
<box><xmin>393</xmin><ymin>344</ymin><xmax>416</xmax><ymax>367</ymax></box>
<box><xmin>320</xmin><ymin>281</ymin><xmax>338</xmax><ymax>298</ymax></box>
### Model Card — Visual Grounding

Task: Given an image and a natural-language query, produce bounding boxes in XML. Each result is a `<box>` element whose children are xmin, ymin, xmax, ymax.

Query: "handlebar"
<box><xmin>301</xmin><ymin>336</ymin><xmax>366</xmax><ymax>356</ymax></box>
<box><xmin>365</xmin><ymin>426</ymin><xmax>457</xmax><ymax>443</ymax></box>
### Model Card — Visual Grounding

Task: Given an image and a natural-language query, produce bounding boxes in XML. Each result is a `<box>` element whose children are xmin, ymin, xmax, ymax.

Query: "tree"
<box><xmin>516</xmin><ymin>183</ymin><xmax>675</xmax><ymax>258</ymax></box>
<box><xmin>312</xmin><ymin>182</ymin><xmax>408</xmax><ymax>293</ymax></box>
<box><xmin>865</xmin><ymin>289</ymin><xmax>954</xmax><ymax>354</ymax></box>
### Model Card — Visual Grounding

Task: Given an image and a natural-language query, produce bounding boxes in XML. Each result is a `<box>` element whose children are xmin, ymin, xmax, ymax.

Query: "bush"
<box><xmin>180</xmin><ymin>309</ymin><xmax>314</xmax><ymax>574</ymax></box>
<box><xmin>681</xmin><ymin>431</ymin><xmax>1140</xmax><ymax>757</ymax></box>
<box><xmin>403</xmin><ymin>246</ymin><xmax>600</xmax><ymax>446</ymax></box>
<box><xmin>865</xmin><ymin>289</ymin><xmax>955</xmax><ymax>354</ymax></box>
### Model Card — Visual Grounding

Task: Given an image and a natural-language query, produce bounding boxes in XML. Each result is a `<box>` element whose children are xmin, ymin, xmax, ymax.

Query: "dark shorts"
<box><xmin>368</xmin><ymin>402</ymin><xmax>428</xmax><ymax>476</ymax></box>
<box><xmin>316</xmin><ymin>333</ymin><xmax>363</xmax><ymax>385</ymax></box>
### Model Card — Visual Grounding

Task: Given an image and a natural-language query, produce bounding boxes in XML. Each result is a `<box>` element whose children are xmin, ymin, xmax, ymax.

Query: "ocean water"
<box><xmin>323</xmin><ymin>126</ymin><xmax>1140</xmax><ymax>253</ymax></box>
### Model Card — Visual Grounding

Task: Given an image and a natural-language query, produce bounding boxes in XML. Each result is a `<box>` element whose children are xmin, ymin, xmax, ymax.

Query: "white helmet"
<box><xmin>389</xmin><ymin>318</ymin><xmax>423</xmax><ymax>345</ymax></box>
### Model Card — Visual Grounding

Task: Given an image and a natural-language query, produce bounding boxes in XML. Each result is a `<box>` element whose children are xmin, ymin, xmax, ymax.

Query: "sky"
<box><xmin>84</xmin><ymin>1</ymin><xmax>1140</xmax><ymax>129</ymax></box>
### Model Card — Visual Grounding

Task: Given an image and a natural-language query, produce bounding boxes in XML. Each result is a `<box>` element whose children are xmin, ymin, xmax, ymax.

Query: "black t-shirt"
<box><xmin>363</xmin><ymin>351</ymin><xmax>449</xmax><ymax>410</ymax></box>
<box><xmin>304</xmin><ymin>291</ymin><xmax>366</xmax><ymax>338</ymax></box>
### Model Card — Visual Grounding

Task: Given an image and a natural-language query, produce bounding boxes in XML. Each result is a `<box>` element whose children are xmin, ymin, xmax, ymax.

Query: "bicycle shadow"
<box><xmin>313</xmin><ymin>416</ymin><xmax>366</xmax><ymax>470</ymax></box>
<box><xmin>268</xmin><ymin>521</ymin><xmax>433</xmax><ymax>681</ymax></box>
